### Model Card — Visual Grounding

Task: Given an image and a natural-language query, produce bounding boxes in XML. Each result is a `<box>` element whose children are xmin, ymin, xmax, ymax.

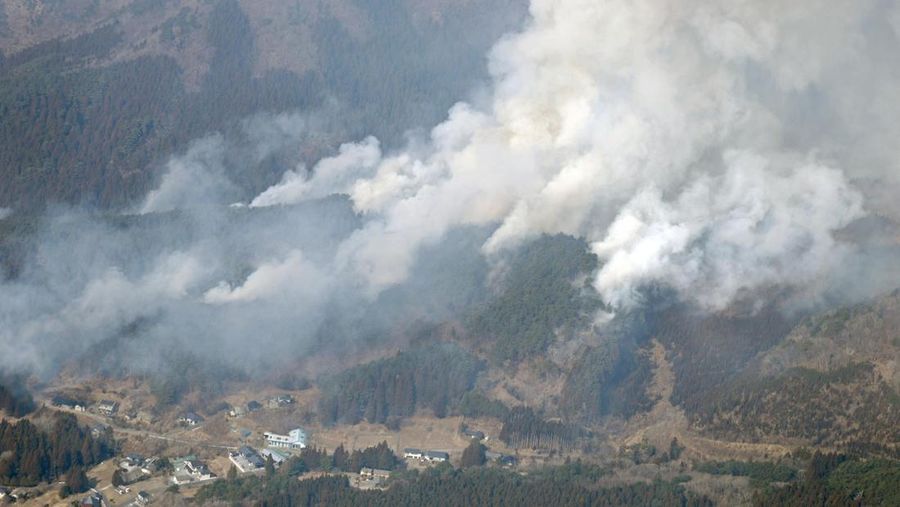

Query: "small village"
<box><xmin>1</xmin><ymin>386</ymin><xmax>520</xmax><ymax>506</ymax></box>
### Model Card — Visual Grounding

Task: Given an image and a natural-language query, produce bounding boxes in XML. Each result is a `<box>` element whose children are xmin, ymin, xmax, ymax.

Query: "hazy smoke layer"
<box><xmin>1</xmin><ymin>0</ymin><xmax>899</xmax><ymax>374</ymax></box>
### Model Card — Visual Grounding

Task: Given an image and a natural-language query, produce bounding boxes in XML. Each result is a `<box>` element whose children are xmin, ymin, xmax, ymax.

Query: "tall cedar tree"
<box><xmin>461</xmin><ymin>440</ymin><xmax>486</xmax><ymax>467</ymax></box>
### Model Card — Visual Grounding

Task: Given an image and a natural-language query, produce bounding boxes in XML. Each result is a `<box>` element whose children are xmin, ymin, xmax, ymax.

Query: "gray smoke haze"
<box><xmin>2</xmin><ymin>0</ymin><xmax>900</xmax><ymax>375</ymax></box>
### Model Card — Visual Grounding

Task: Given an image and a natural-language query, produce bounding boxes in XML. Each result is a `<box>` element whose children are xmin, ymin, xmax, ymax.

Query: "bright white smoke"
<box><xmin>252</xmin><ymin>0</ymin><xmax>894</xmax><ymax>310</ymax></box>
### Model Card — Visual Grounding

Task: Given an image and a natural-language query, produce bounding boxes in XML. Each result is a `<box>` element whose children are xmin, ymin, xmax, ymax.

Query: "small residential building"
<box><xmin>260</xmin><ymin>448</ymin><xmax>287</xmax><ymax>467</ymax></box>
<box><xmin>171</xmin><ymin>455</ymin><xmax>197</xmax><ymax>472</ymax></box>
<box><xmin>124</xmin><ymin>453</ymin><xmax>145</xmax><ymax>467</ymax></box>
<box><xmin>141</xmin><ymin>457</ymin><xmax>163</xmax><ymax>475</ymax></box>
<box><xmin>264</xmin><ymin>428</ymin><xmax>307</xmax><ymax>450</ymax></box>
<box><xmin>360</xmin><ymin>468</ymin><xmax>391</xmax><ymax>480</ymax></box>
<box><xmin>124</xmin><ymin>410</ymin><xmax>156</xmax><ymax>424</ymax></box>
<box><xmin>424</xmin><ymin>450</ymin><xmax>449</xmax><ymax>462</ymax></box>
<box><xmin>96</xmin><ymin>400</ymin><xmax>118</xmax><ymax>416</ymax></box>
<box><xmin>115</xmin><ymin>485</ymin><xmax>131</xmax><ymax>495</ymax></box>
<box><xmin>403</xmin><ymin>448</ymin><xmax>423</xmax><ymax>459</ymax></box>
<box><xmin>171</xmin><ymin>455</ymin><xmax>215</xmax><ymax>484</ymax></box>
<box><xmin>121</xmin><ymin>467</ymin><xmax>148</xmax><ymax>484</ymax></box>
<box><xmin>80</xmin><ymin>493</ymin><xmax>105</xmax><ymax>507</ymax></box>
<box><xmin>178</xmin><ymin>411</ymin><xmax>204</xmax><ymax>426</ymax></box>
<box><xmin>185</xmin><ymin>459</ymin><xmax>215</xmax><ymax>480</ymax></box>
<box><xmin>500</xmin><ymin>455</ymin><xmax>518</xmax><ymax>467</ymax></box>
<box><xmin>229</xmin><ymin>446</ymin><xmax>265</xmax><ymax>473</ymax></box>
<box><xmin>91</xmin><ymin>424</ymin><xmax>110</xmax><ymax>438</ymax></box>
<box><xmin>229</xmin><ymin>404</ymin><xmax>247</xmax><ymax>417</ymax></box>
<box><xmin>485</xmin><ymin>451</ymin><xmax>517</xmax><ymax>466</ymax></box>
<box><xmin>267</xmin><ymin>394</ymin><xmax>295</xmax><ymax>408</ymax></box>
<box><xmin>172</xmin><ymin>472</ymin><xmax>194</xmax><ymax>485</ymax></box>
<box><xmin>52</xmin><ymin>395</ymin><xmax>87</xmax><ymax>412</ymax></box>
<box><xmin>463</xmin><ymin>429</ymin><xmax>485</xmax><ymax>440</ymax></box>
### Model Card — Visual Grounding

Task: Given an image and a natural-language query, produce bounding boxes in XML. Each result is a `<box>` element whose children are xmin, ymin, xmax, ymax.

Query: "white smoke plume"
<box><xmin>203</xmin><ymin>250</ymin><xmax>329</xmax><ymax>305</ymax></box>
<box><xmin>254</xmin><ymin>0</ymin><xmax>896</xmax><ymax>310</ymax></box>
<box><xmin>250</xmin><ymin>136</ymin><xmax>382</xmax><ymax>208</ymax></box>
<box><xmin>140</xmin><ymin>135</ymin><xmax>238</xmax><ymax>214</ymax></box>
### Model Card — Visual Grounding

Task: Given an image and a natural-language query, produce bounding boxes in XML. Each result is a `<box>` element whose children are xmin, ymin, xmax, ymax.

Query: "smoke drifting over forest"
<box><xmin>2</xmin><ymin>0</ymin><xmax>900</xmax><ymax>375</ymax></box>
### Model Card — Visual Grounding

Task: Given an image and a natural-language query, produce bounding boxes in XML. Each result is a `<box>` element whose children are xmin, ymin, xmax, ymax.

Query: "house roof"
<box><xmin>80</xmin><ymin>493</ymin><xmax>104</xmax><ymax>507</ymax></box>
<box><xmin>52</xmin><ymin>395</ymin><xmax>85</xmax><ymax>405</ymax></box>
<box><xmin>261</xmin><ymin>449</ymin><xmax>286</xmax><ymax>463</ymax></box>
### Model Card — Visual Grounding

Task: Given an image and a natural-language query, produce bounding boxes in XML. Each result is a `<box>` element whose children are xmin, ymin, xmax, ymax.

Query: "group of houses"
<box><xmin>51</xmin><ymin>397</ymin><xmax>117</xmax><ymax>416</ymax></box>
<box><xmin>226</xmin><ymin>394</ymin><xmax>294</xmax><ymax>418</ymax></box>
<box><xmin>403</xmin><ymin>448</ymin><xmax>450</xmax><ymax>463</ymax></box>
<box><xmin>51</xmin><ymin>395</ymin><xmax>87</xmax><ymax>412</ymax></box>
<box><xmin>50</xmin><ymin>395</ymin><xmax>120</xmax><ymax>417</ymax></box>
<box><xmin>228</xmin><ymin>445</ymin><xmax>288</xmax><ymax>473</ymax></box>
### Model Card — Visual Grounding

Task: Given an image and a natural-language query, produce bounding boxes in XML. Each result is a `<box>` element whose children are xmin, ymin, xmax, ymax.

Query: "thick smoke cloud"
<box><xmin>255</xmin><ymin>0</ymin><xmax>898</xmax><ymax>310</ymax></box>
<box><xmin>1</xmin><ymin>0</ymin><xmax>899</xmax><ymax>375</ymax></box>
<box><xmin>250</xmin><ymin>137</ymin><xmax>382</xmax><ymax>208</ymax></box>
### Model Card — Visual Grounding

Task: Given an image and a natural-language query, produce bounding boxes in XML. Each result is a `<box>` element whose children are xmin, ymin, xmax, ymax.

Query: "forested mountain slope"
<box><xmin>0</xmin><ymin>0</ymin><xmax>526</xmax><ymax>210</ymax></box>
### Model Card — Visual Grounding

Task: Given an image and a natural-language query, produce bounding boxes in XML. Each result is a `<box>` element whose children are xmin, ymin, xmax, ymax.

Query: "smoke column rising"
<box><xmin>255</xmin><ymin>0</ymin><xmax>896</xmax><ymax>310</ymax></box>
<box><xmin>1</xmin><ymin>0</ymin><xmax>899</xmax><ymax>374</ymax></box>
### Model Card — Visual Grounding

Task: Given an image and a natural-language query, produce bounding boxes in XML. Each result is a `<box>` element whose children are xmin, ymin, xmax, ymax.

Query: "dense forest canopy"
<box><xmin>466</xmin><ymin>234</ymin><xmax>600</xmax><ymax>363</ymax></box>
<box><xmin>318</xmin><ymin>343</ymin><xmax>483</xmax><ymax>425</ymax></box>
<box><xmin>0</xmin><ymin>378</ymin><xmax>34</xmax><ymax>417</ymax></box>
<box><xmin>196</xmin><ymin>461</ymin><xmax>713</xmax><ymax>507</ymax></box>
<box><xmin>0</xmin><ymin>412</ymin><xmax>115</xmax><ymax>487</ymax></box>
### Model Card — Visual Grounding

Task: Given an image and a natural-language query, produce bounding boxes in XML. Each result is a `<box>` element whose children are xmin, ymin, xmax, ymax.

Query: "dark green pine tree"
<box><xmin>460</xmin><ymin>440</ymin><xmax>486</xmax><ymax>468</ymax></box>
